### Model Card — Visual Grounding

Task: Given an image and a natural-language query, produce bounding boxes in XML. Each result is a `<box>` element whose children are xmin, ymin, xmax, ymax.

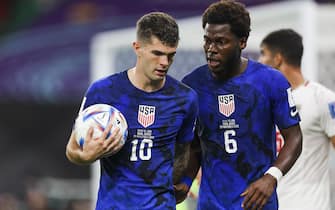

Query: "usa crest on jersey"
<box><xmin>138</xmin><ymin>105</ymin><xmax>155</xmax><ymax>127</ymax></box>
<box><xmin>218</xmin><ymin>94</ymin><xmax>235</xmax><ymax>117</ymax></box>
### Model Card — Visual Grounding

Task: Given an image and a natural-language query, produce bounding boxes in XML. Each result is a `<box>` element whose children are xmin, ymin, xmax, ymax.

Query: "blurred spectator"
<box><xmin>0</xmin><ymin>193</ymin><xmax>21</xmax><ymax>210</ymax></box>
<box><xmin>23</xmin><ymin>173</ymin><xmax>53</xmax><ymax>210</ymax></box>
<box><xmin>64</xmin><ymin>199</ymin><xmax>91</xmax><ymax>210</ymax></box>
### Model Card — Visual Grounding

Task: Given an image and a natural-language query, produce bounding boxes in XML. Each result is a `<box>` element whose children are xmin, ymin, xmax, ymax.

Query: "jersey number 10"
<box><xmin>130</xmin><ymin>139</ymin><xmax>153</xmax><ymax>161</ymax></box>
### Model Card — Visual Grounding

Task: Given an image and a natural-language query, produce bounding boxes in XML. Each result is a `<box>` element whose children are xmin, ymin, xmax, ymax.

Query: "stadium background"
<box><xmin>0</xmin><ymin>0</ymin><xmax>334</xmax><ymax>209</ymax></box>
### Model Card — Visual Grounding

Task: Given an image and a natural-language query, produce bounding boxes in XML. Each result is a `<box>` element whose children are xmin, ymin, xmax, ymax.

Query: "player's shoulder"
<box><xmin>309</xmin><ymin>81</ymin><xmax>333</xmax><ymax>92</ymax></box>
<box><xmin>248</xmin><ymin>59</ymin><xmax>289</xmax><ymax>86</ymax></box>
<box><xmin>307</xmin><ymin>81</ymin><xmax>335</xmax><ymax>101</ymax></box>
<box><xmin>90</xmin><ymin>70</ymin><xmax>126</xmax><ymax>90</ymax></box>
<box><xmin>183</xmin><ymin>64</ymin><xmax>208</xmax><ymax>79</ymax></box>
<box><xmin>166</xmin><ymin>75</ymin><xmax>198</xmax><ymax>99</ymax></box>
<box><xmin>248</xmin><ymin>59</ymin><xmax>284</xmax><ymax>78</ymax></box>
<box><xmin>182</xmin><ymin>64</ymin><xmax>209</xmax><ymax>86</ymax></box>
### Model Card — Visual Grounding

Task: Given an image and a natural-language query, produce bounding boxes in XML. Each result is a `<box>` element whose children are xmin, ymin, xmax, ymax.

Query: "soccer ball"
<box><xmin>74</xmin><ymin>104</ymin><xmax>128</xmax><ymax>155</ymax></box>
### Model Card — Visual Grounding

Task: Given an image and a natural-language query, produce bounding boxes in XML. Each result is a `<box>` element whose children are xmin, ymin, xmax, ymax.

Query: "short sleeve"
<box><xmin>270</xmin><ymin>71</ymin><xmax>300</xmax><ymax>129</ymax></box>
<box><xmin>176</xmin><ymin>89</ymin><xmax>199</xmax><ymax>143</ymax></box>
<box><xmin>319</xmin><ymin>87</ymin><xmax>335</xmax><ymax>138</ymax></box>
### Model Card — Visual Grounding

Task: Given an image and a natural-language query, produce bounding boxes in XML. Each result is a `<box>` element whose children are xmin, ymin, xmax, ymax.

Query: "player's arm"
<box><xmin>184</xmin><ymin>133</ymin><xmax>202</xmax><ymax>182</ymax></box>
<box><xmin>241</xmin><ymin>124</ymin><xmax>302</xmax><ymax>210</ymax></box>
<box><xmin>66</xmin><ymin>123</ymin><xmax>123</xmax><ymax>165</ymax></box>
<box><xmin>66</xmin><ymin>129</ymin><xmax>95</xmax><ymax>165</ymax></box>
<box><xmin>173</xmin><ymin>142</ymin><xmax>191</xmax><ymax>184</ymax></box>
<box><xmin>174</xmin><ymin>133</ymin><xmax>202</xmax><ymax>204</ymax></box>
<box><xmin>274</xmin><ymin>124</ymin><xmax>302</xmax><ymax>175</ymax></box>
<box><xmin>330</xmin><ymin>136</ymin><xmax>335</xmax><ymax>148</ymax></box>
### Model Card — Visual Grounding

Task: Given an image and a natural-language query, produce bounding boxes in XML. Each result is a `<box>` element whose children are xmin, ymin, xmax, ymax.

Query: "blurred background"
<box><xmin>0</xmin><ymin>0</ymin><xmax>334</xmax><ymax>209</ymax></box>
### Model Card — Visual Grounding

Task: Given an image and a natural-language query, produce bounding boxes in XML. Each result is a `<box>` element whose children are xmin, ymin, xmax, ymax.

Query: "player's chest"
<box><xmin>108</xmin><ymin>94</ymin><xmax>187</xmax><ymax>129</ymax></box>
<box><xmin>292</xmin><ymin>90</ymin><xmax>321</xmax><ymax>132</ymax></box>
<box><xmin>197</xmin><ymin>87</ymin><xmax>268</xmax><ymax>121</ymax></box>
<box><xmin>125</xmin><ymin>102</ymin><xmax>185</xmax><ymax>129</ymax></box>
<box><xmin>296</xmin><ymin>101</ymin><xmax>321</xmax><ymax>133</ymax></box>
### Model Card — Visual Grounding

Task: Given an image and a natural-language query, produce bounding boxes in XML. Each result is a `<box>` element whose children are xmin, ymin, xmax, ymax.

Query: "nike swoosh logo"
<box><xmin>290</xmin><ymin>109</ymin><xmax>298</xmax><ymax>117</ymax></box>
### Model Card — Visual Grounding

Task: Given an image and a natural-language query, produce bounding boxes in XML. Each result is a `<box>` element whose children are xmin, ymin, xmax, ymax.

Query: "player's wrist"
<box><xmin>264</xmin><ymin>166</ymin><xmax>283</xmax><ymax>182</ymax></box>
<box><xmin>180</xmin><ymin>176</ymin><xmax>193</xmax><ymax>189</ymax></box>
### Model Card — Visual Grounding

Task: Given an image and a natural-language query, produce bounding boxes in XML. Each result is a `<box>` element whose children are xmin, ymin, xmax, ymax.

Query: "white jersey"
<box><xmin>277</xmin><ymin>81</ymin><xmax>335</xmax><ymax>210</ymax></box>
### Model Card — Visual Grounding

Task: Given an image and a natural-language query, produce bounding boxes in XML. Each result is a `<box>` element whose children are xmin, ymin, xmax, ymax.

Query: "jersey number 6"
<box><xmin>224</xmin><ymin>130</ymin><xmax>237</xmax><ymax>153</ymax></box>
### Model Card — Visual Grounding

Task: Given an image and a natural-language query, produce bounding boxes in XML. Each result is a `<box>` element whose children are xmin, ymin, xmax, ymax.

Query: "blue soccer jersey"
<box><xmin>81</xmin><ymin>71</ymin><xmax>198</xmax><ymax>210</ymax></box>
<box><xmin>182</xmin><ymin>60</ymin><xmax>300</xmax><ymax>210</ymax></box>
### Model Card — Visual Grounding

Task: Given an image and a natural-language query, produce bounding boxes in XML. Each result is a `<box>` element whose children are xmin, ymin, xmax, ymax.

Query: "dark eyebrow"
<box><xmin>204</xmin><ymin>34</ymin><xmax>225</xmax><ymax>40</ymax></box>
<box><xmin>151</xmin><ymin>50</ymin><xmax>176</xmax><ymax>57</ymax></box>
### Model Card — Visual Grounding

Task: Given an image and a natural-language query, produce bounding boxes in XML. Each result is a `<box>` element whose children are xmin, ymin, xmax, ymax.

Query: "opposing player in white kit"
<box><xmin>259</xmin><ymin>29</ymin><xmax>335</xmax><ymax>210</ymax></box>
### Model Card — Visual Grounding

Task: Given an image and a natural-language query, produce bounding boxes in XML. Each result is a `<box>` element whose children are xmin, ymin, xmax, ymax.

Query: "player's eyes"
<box><xmin>152</xmin><ymin>51</ymin><xmax>164</xmax><ymax>56</ymax></box>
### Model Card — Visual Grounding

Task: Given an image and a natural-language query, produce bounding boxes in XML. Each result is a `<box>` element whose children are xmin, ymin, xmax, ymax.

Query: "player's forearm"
<box><xmin>173</xmin><ymin>142</ymin><xmax>191</xmax><ymax>184</ymax></box>
<box><xmin>66</xmin><ymin>147</ymin><xmax>94</xmax><ymax>165</ymax></box>
<box><xmin>185</xmin><ymin>145</ymin><xmax>201</xmax><ymax>180</ymax></box>
<box><xmin>275</xmin><ymin>124</ymin><xmax>302</xmax><ymax>175</ymax></box>
<box><xmin>330</xmin><ymin>136</ymin><xmax>335</xmax><ymax>149</ymax></box>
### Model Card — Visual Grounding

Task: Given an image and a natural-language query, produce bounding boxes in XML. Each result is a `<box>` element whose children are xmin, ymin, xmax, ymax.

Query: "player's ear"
<box><xmin>274</xmin><ymin>53</ymin><xmax>283</xmax><ymax>69</ymax></box>
<box><xmin>132</xmin><ymin>41</ymin><xmax>141</xmax><ymax>55</ymax></box>
<box><xmin>239</xmin><ymin>37</ymin><xmax>247</xmax><ymax>50</ymax></box>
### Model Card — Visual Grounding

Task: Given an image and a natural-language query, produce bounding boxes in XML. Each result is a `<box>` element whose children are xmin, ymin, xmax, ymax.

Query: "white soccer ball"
<box><xmin>74</xmin><ymin>104</ymin><xmax>128</xmax><ymax>155</ymax></box>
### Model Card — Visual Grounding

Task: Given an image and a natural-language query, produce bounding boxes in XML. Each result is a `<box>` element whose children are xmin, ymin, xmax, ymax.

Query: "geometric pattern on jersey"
<box><xmin>182</xmin><ymin>59</ymin><xmax>300</xmax><ymax>210</ymax></box>
<box><xmin>82</xmin><ymin>70</ymin><xmax>198</xmax><ymax>210</ymax></box>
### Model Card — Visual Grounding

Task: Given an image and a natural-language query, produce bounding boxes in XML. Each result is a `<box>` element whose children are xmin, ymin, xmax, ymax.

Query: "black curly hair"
<box><xmin>136</xmin><ymin>12</ymin><xmax>179</xmax><ymax>47</ymax></box>
<box><xmin>202</xmin><ymin>0</ymin><xmax>251</xmax><ymax>39</ymax></box>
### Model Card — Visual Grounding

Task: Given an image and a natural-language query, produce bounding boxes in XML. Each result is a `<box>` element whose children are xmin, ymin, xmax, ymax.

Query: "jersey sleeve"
<box><xmin>77</xmin><ymin>84</ymin><xmax>98</xmax><ymax>113</ymax></box>
<box><xmin>319</xmin><ymin>87</ymin><xmax>335</xmax><ymax>138</ymax></box>
<box><xmin>270</xmin><ymin>71</ymin><xmax>300</xmax><ymax>129</ymax></box>
<box><xmin>78</xmin><ymin>77</ymin><xmax>112</xmax><ymax>113</ymax></box>
<box><xmin>176</xmin><ymin>89</ymin><xmax>199</xmax><ymax>144</ymax></box>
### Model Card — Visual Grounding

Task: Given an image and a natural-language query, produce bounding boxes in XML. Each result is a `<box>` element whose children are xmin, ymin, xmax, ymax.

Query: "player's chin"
<box><xmin>151</xmin><ymin>74</ymin><xmax>166</xmax><ymax>82</ymax></box>
<box><xmin>207</xmin><ymin>64</ymin><xmax>221</xmax><ymax>72</ymax></box>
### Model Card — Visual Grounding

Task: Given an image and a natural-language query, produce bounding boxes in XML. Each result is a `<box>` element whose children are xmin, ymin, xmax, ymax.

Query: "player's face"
<box><xmin>203</xmin><ymin>23</ymin><xmax>246</xmax><ymax>75</ymax></box>
<box><xmin>137</xmin><ymin>36</ymin><xmax>177</xmax><ymax>82</ymax></box>
<box><xmin>258</xmin><ymin>44</ymin><xmax>278</xmax><ymax>69</ymax></box>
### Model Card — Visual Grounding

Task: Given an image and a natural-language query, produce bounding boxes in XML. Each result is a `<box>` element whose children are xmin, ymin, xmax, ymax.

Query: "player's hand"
<box><xmin>173</xmin><ymin>183</ymin><xmax>189</xmax><ymax>204</ymax></box>
<box><xmin>240</xmin><ymin>174</ymin><xmax>277</xmax><ymax>210</ymax></box>
<box><xmin>81</xmin><ymin>122</ymin><xmax>122</xmax><ymax>161</ymax></box>
<box><xmin>101</xmin><ymin>125</ymin><xmax>123</xmax><ymax>157</ymax></box>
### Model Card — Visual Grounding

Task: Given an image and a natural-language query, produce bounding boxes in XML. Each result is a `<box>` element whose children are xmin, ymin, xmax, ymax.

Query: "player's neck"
<box><xmin>282</xmin><ymin>66</ymin><xmax>305</xmax><ymax>89</ymax></box>
<box><xmin>214</xmin><ymin>57</ymin><xmax>247</xmax><ymax>81</ymax></box>
<box><xmin>127</xmin><ymin>67</ymin><xmax>165</xmax><ymax>92</ymax></box>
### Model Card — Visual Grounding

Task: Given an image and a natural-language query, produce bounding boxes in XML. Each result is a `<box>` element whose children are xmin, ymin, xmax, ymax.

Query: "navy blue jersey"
<box><xmin>182</xmin><ymin>60</ymin><xmax>300</xmax><ymax>210</ymax></box>
<box><xmin>82</xmin><ymin>70</ymin><xmax>198</xmax><ymax>210</ymax></box>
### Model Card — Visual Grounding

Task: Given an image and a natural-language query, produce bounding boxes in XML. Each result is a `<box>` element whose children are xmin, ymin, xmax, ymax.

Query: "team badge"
<box><xmin>218</xmin><ymin>94</ymin><xmax>235</xmax><ymax>117</ymax></box>
<box><xmin>138</xmin><ymin>105</ymin><xmax>155</xmax><ymax>127</ymax></box>
<box><xmin>286</xmin><ymin>88</ymin><xmax>296</xmax><ymax>108</ymax></box>
<box><xmin>329</xmin><ymin>101</ymin><xmax>335</xmax><ymax>119</ymax></box>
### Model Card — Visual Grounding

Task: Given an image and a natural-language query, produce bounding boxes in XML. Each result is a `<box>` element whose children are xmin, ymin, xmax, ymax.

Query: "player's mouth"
<box><xmin>207</xmin><ymin>58</ymin><xmax>220</xmax><ymax>69</ymax></box>
<box><xmin>154</xmin><ymin>69</ymin><xmax>167</xmax><ymax>77</ymax></box>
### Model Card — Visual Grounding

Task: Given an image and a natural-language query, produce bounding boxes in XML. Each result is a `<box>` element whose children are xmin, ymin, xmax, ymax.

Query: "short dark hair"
<box><xmin>136</xmin><ymin>12</ymin><xmax>179</xmax><ymax>47</ymax></box>
<box><xmin>261</xmin><ymin>29</ymin><xmax>303</xmax><ymax>67</ymax></box>
<box><xmin>202</xmin><ymin>0</ymin><xmax>251</xmax><ymax>39</ymax></box>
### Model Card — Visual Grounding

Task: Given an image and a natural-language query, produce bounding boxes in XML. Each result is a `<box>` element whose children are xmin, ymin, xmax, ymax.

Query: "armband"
<box><xmin>264</xmin><ymin>166</ymin><xmax>283</xmax><ymax>182</ymax></box>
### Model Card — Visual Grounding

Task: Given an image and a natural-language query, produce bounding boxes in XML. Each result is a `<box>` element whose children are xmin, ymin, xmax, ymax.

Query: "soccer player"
<box><xmin>174</xmin><ymin>1</ymin><xmax>303</xmax><ymax>209</ymax></box>
<box><xmin>259</xmin><ymin>28</ymin><xmax>335</xmax><ymax>210</ymax></box>
<box><xmin>65</xmin><ymin>12</ymin><xmax>198</xmax><ymax>210</ymax></box>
